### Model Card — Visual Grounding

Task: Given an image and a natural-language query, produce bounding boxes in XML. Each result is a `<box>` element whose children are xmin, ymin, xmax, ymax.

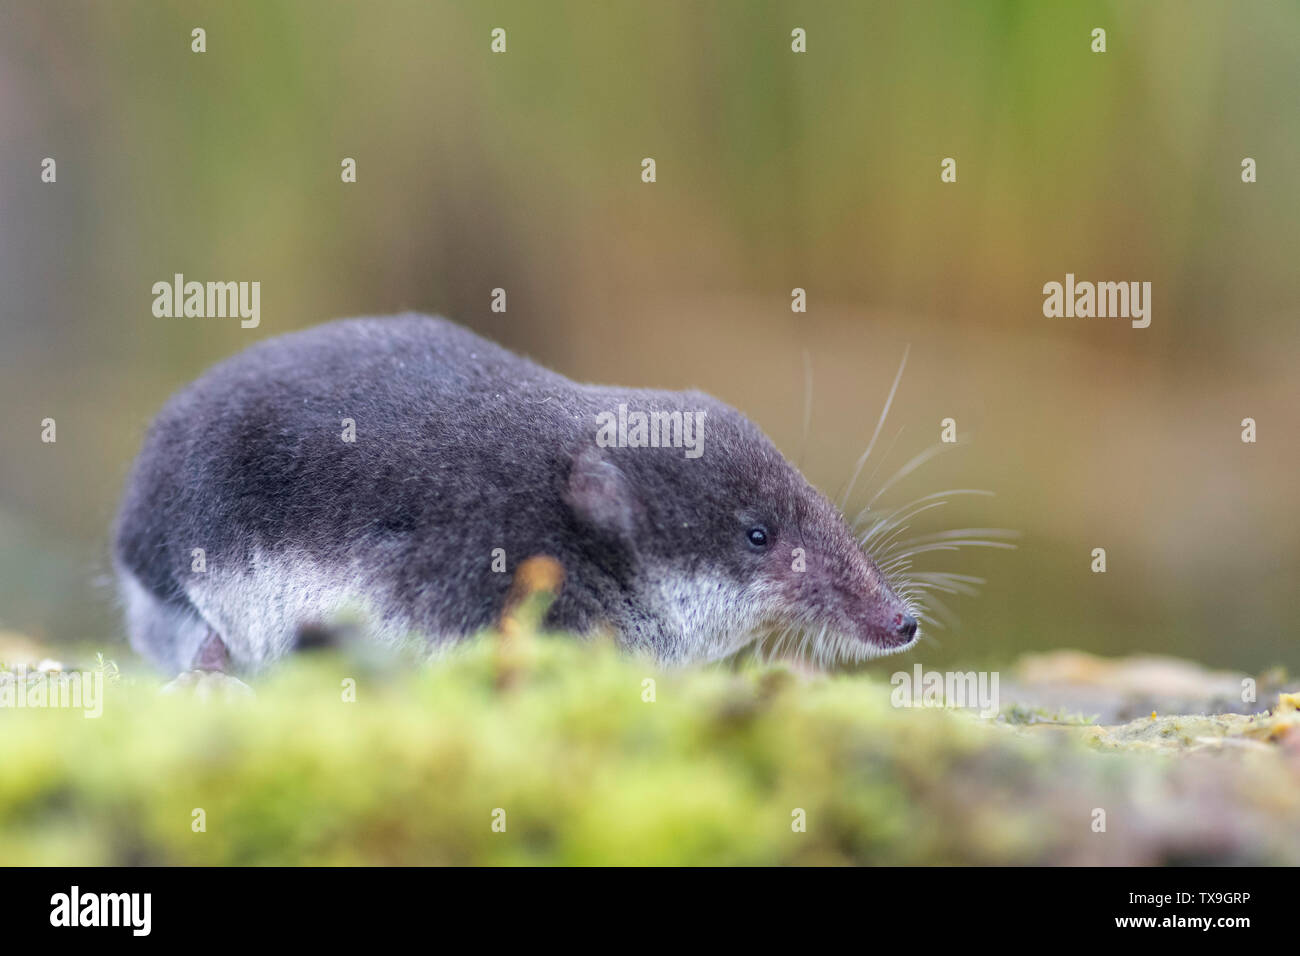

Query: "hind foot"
<box><xmin>161</xmin><ymin>669</ymin><xmax>254</xmax><ymax>700</ymax></box>
<box><xmin>160</xmin><ymin>629</ymin><xmax>252</xmax><ymax>700</ymax></box>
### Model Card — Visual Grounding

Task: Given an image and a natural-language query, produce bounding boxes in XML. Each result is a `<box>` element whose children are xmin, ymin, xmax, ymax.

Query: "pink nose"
<box><xmin>894</xmin><ymin>613</ymin><xmax>918</xmax><ymax>640</ymax></box>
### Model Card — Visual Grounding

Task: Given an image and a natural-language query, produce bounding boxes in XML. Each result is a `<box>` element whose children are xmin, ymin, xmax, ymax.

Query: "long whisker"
<box><xmin>878</xmin><ymin>557</ymin><xmax>914</xmax><ymax>576</ymax></box>
<box><xmin>860</xmin><ymin>506</ymin><xmax>952</xmax><ymax>566</ymax></box>
<box><xmin>881</xmin><ymin>540</ymin><xmax>1019</xmax><ymax>561</ymax></box>
<box><xmin>885</xmin><ymin>527</ymin><xmax>1021</xmax><ymax>549</ymax></box>
<box><xmin>859</xmin><ymin>498</ymin><xmax>952</xmax><ymax>552</ymax></box>
<box><xmin>907</xmin><ymin>571</ymin><xmax>986</xmax><ymax>597</ymax></box>
<box><xmin>913</xmin><ymin>593</ymin><xmax>960</xmax><ymax>631</ymax></box>
<box><xmin>856</xmin><ymin>424</ymin><xmax>905</xmax><ymax>512</ymax></box>
<box><xmin>878</xmin><ymin>529</ymin><xmax>1020</xmax><ymax>560</ymax></box>
<box><xmin>837</xmin><ymin>345</ymin><xmax>909</xmax><ymax>511</ymax></box>
<box><xmin>797</xmin><ymin>348</ymin><xmax>813</xmax><ymax>469</ymax></box>
<box><xmin>863</xmin><ymin>441</ymin><xmax>947</xmax><ymax>511</ymax></box>
<box><xmin>855</xmin><ymin>489</ymin><xmax>994</xmax><ymax>536</ymax></box>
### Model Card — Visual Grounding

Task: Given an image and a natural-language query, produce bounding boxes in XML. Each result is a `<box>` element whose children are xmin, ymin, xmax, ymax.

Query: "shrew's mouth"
<box><xmin>861</xmin><ymin>624</ymin><xmax>919</xmax><ymax>651</ymax></box>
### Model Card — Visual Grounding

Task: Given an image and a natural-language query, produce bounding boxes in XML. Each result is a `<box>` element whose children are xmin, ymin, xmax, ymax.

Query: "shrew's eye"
<box><xmin>746</xmin><ymin>526</ymin><xmax>770</xmax><ymax>549</ymax></box>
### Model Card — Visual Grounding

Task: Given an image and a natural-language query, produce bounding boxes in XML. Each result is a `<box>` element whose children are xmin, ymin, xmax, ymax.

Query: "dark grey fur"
<box><xmin>113</xmin><ymin>315</ymin><xmax>917</xmax><ymax>674</ymax></box>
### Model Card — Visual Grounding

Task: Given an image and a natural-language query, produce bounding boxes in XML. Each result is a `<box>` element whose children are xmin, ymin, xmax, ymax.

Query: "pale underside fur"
<box><xmin>121</xmin><ymin>547</ymin><xmax>887</xmax><ymax>674</ymax></box>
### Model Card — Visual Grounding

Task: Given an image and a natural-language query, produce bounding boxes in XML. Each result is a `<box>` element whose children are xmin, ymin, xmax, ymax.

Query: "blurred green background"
<box><xmin>0</xmin><ymin>0</ymin><xmax>1296</xmax><ymax>672</ymax></box>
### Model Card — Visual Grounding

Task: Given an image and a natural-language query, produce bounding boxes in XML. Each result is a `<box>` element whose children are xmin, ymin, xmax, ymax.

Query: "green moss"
<box><xmin>998</xmin><ymin>703</ymin><xmax>1099</xmax><ymax>726</ymax></box>
<box><xmin>1</xmin><ymin>634</ymin><xmax>1298</xmax><ymax>865</ymax></box>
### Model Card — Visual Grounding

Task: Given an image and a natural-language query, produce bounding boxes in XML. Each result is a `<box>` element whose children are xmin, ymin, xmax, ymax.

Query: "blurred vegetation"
<box><xmin>2</xmin><ymin>624</ymin><xmax>1299</xmax><ymax>865</ymax></box>
<box><xmin>0</xmin><ymin>2</ymin><xmax>1297</xmax><ymax>673</ymax></box>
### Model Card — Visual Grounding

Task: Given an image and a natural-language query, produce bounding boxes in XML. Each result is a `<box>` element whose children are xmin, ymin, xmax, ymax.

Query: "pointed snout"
<box><xmin>782</xmin><ymin>498</ymin><xmax>921</xmax><ymax>655</ymax></box>
<box><xmin>862</xmin><ymin>602</ymin><xmax>918</xmax><ymax>650</ymax></box>
<box><xmin>861</xmin><ymin>561</ymin><xmax>918</xmax><ymax>649</ymax></box>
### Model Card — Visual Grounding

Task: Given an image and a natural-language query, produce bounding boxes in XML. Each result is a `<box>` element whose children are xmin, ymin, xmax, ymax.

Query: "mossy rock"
<box><xmin>1</xmin><ymin>635</ymin><xmax>1297</xmax><ymax>865</ymax></box>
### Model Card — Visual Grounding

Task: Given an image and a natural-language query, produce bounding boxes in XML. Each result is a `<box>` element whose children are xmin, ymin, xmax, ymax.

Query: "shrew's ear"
<box><xmin>565</xmin><ymin>445</ymin><xmax>640</xmax><ymax>540</ymax></box>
